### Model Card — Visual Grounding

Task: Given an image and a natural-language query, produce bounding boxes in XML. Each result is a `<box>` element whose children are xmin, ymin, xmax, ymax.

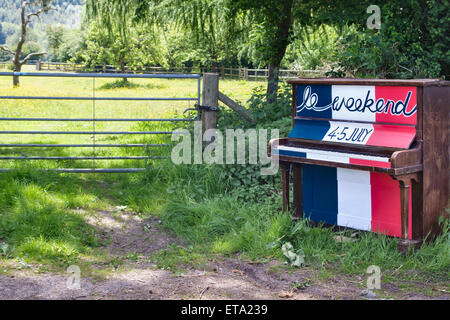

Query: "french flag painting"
<box><xmin>288</xmin><ymin>84</ymin><xmax>417</xmax><ymax>238</ymax></box>
<box><xmin>302</xmin><ymin>165</ymin><xmax>412</xmax><ymax>239</ymax></box>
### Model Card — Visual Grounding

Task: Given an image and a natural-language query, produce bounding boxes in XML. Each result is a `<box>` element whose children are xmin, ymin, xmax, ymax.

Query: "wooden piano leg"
<box><xmin>395</xmin><ymin>174</ymin><xmax>422</xmax><ymax>254</ymax></box>
<box><xmin>281</xmin><ymin>163</ymin><xmax>290</xmax><ymax>212</ymax></box>
<box><xmin>399</xmin><ymin>179</ymin><xmax>410</xmax><ymax>241</ymax></box>
<box><xmin>292</xmin><ymin>163</ymin><xmax>303</xmax><ymax>221</ymax></box>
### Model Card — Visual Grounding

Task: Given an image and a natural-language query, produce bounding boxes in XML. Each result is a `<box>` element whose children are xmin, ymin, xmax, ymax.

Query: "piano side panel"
<box><xmin>422</xmin><ymin>86</ymin><xmax>450</xmax><ymax>239</ymax></box>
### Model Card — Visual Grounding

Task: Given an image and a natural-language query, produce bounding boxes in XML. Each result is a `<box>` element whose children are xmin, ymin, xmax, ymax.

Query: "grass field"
<box><xmin>0</xmin><ymin>66</ymin><xmax>448</xmax><ymax>298</ymax></box>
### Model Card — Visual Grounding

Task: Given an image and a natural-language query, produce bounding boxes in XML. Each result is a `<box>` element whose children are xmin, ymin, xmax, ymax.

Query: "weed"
<box><xmin>125</xmin><ymin>251</ymin><xmax>139</xmax><ymax>262</ymax></box>
<box><xmin>291</xmin><ymin>279</ymin><xmax>313</xmax><ymax>291</ymax></box>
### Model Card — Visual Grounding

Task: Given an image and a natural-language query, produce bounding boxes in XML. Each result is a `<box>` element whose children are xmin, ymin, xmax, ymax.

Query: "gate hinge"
<box><xmin>194</xmin><ymin>103</ymin><xmax>220</xmax><ymax>112</ymax></box>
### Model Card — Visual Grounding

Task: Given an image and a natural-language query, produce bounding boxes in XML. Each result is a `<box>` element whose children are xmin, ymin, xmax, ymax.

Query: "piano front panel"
<box><xmin>302</xmin><ymin>165</ymin><xmax>412</xmax><ymax>239</ymax></box>
<box><xmin>295</xmin><ymin>84</ymin><xmax>417</xmax><ymax>125</ymax></box>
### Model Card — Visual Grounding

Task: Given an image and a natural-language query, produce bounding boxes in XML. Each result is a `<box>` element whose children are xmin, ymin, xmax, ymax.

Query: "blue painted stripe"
<box><xmin>296</xmin><ymin>84</ymin><xmax>332</xmax><ymax>118</ymax></box>
<box><xmin>277</xmin><ymin>149</ymin><xmax>307</xmax><ymax>158</ymax></box>
<box><xmin>288</xmin><ymin>119</ymin><xmax>331</xmax><ymax>141</ymax></box>
<box><xmin>302</xmin><ymin>165</ymin><xmax>338</xmax><ymax>225</ymax></box>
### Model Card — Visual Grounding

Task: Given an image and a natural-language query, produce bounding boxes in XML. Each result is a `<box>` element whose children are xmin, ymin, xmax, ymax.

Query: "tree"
<box><xmin>228</xmin><ymin>0</ymin><xmax>294</xmax><ymax>104</ymax></box>
<box><xmin>228</xmin><ymin>0</ymin><xmax>375</xmax><ymax>103</ymax></box>
<box><xmin>0</xmin><ymin>23</ymin><xmax>6</xmax><ymax>44</ymax></box>
<box><xmin>86</xmin><ymin>0</ymin><xmax>233</xmax><ymax>73</ymax></box>
<box><xmin>46</xmin><ymin>24</ymin><xmax>65</xmax><ymax>61</ymax></box>
<box><xmin>85</xmin><ymin>0</ymin><xmax>379</xmax><ymax>102</ymax></box>
<box><xmin>149</xmin><ymin>0</ymin><xmax>239</xmax><ymax>71</ymax></box>
<box><xmin>83</xmin><ymin>2</ymin><xmax>166</xmax><ymax>83</ymax></box>
<box><xmin>0</xmin><ymin>0</ymin><xmax>52</xmax><ymax>87</ymax></box>
<box><xmin>84</xmin><ymin>0</ymin><xmax>311</xmax><ymax>102</ymax></box>
<box><xmin>86</xmin><ymin>0</ymin><xmax>147</xmax><ymax>82</ymax></box>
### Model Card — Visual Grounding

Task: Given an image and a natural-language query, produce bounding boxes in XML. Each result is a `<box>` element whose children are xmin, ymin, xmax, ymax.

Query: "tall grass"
<box><xmin>159</xmin><ymin>177</ymin><xmax>449</xmax><ymax>278</ymax></box>
<box><xmin>0</xmin><ymin>170</ymin><xmax>101</xmax><ymax>266</ymax></box>
<box><xmin>0</xmin><ymin>150</ymin><xmax>448</xmax><ymax>279</ymax></box>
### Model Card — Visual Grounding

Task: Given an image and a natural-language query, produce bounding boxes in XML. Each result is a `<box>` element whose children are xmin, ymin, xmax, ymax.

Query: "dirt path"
<box><xmin>0</xmin><ymin>209</ymin><xmax>448</xmax><ymax>300</ymax></box>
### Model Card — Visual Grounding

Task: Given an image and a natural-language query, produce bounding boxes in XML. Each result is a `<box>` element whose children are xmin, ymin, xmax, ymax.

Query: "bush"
<box><xmin>218</xmin><ymin>82</ymin><xmax>292</xmax><ymax>129</ymax></box>
<box><xmin>328</xmin><ymin>0</ymin><xmax>449</xmax><ymax>79</ymax></box>
<box><xmin>215</xmin><ymin>83</ymin><xmax>293</xmax><ymax>202</ymax></box>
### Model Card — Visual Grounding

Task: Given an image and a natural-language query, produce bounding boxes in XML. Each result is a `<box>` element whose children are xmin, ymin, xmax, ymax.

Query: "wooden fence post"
<box><xmin>201</xmin><ymin>73</ymin><xmax>219</xmax><ymax>141</ymax></box>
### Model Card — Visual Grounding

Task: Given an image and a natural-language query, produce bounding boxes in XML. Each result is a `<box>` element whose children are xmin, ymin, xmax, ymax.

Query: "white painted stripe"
<box><xmin>337</xmin><ymin>167</ymin><xmax>370</xmax><ymax>184</ymax></box>
<box><xmin>276</xmin><ymin>145</ymin><xmax>390</xmax><ymax>163</ymax></box>
<box><xmin>337</xmin><ymin>168</ymin><xmax>372</xmax><ymax>231</ymax></box>
<box><xmin>306</xmin><ymin>153</ymin><xmax>349</xmax><ymax>163</ymax></box>
<box><xmin>331</xmin><ymin>85</ymin><xmax>376</xmax><ymax>122</ymax></box>
<box><xmin>322</xmin><ymin>121</ymin><xmax>374</xmax><ymax>145</ymax></box>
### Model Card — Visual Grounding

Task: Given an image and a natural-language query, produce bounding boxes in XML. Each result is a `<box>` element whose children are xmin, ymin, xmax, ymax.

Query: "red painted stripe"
<box><xmin>374</xmin><ymin>86</ymin><xmax>417</xmax><ymax>125</ymax></box>
<box><xmin>349</xmin><ymin>158</ymin><xmax>391</xmax><ymax>168</ymax></box>
<box><xmin>366</xmin><ymin>124</ymin><xmax>416</xmax><ymax>149</ymax></box>
<box><xmin>370</xmin><ymin>172</ymin><xmax>412</xmax><ymax>239</ymax></box>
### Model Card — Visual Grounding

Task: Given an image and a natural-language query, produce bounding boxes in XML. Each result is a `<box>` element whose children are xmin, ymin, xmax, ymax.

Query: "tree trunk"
<box><xmin>12</xmin><ymin>1</ymin><xmax>27</xmax><ymax>87</ymax></box>
<box><xmin>2</xmin><ymin>1</ymin><xmax>48</xmax><ymax>87</ymax></box>
<box><xmin>265</xmin><ymin>0</ymin><xmax>293</xmax><ymax>104</ymax></box>
<box><xmin>120</xmin><ymin>60</ymin><xmax>127</xmax><ymax>83</ymax></box>
<box><xmin>13</xmin><ymin>74</ymin><xmax>20</xmax><ymax>87</ymax></box>
<box><xmin>12</xmin><ymin>60</ymin><xmax>22</xmax><ymax>87</ymax></box>
<box><xmin>267</xmin><ymin>63</ymin><xmax>280</xmax><ymax>105</ymax></box>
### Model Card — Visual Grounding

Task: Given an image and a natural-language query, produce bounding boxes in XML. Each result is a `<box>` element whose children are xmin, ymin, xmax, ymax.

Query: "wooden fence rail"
<box><xmin>37</xmin><ymin>62</ymin><xmax>325</xmax><ymax>80</ymax></box>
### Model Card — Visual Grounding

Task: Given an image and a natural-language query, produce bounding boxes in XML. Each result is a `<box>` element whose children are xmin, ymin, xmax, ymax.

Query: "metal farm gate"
<box><xmin>0</xmin><ymin>72</ymin><xmax>201</xmax><ymax>173</ymax></box>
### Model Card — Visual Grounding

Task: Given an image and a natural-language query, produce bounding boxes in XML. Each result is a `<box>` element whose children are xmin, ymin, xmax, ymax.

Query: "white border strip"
<box><xmin>276</xmin><ymin>145</ymin><xmax>390</xmax><ymax>163</ymax></box>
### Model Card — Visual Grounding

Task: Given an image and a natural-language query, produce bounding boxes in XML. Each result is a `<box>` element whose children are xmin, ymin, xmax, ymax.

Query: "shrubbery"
<box><xmin>328</xmin><ymin>0</ymin><xmax>449</xmax><ymax>79</ymax></box>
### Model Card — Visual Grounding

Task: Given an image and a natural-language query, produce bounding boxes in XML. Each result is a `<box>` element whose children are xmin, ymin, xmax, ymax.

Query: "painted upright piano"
<box><xmin>269</xmin><ymin>78</ymin><xmax>449</xmax><ymax>252</ymax></box>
